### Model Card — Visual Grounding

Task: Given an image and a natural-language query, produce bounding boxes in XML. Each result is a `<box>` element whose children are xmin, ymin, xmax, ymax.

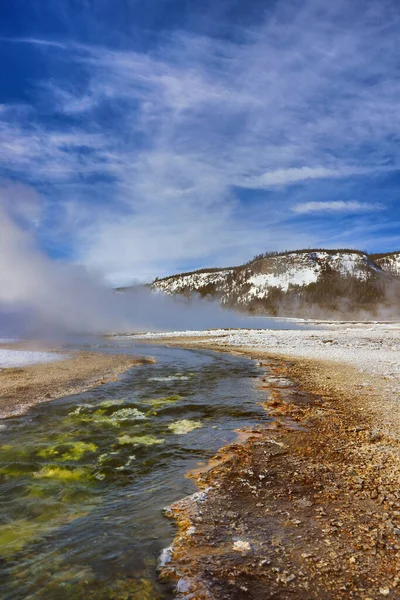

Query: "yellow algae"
<box><xmin>97</xmin><ymin>400</ymin><xmax>121</xmax><ymax>408</ymax></box>
<box><xmin>25</xmin><ymin>483</ymin><xmax>58</xmax><ymax>499</ymax></box>
<box><xmin>167</xmin><ymin>419</ymin><xmax>203</xmax><ymax>435</ymax></box>
<box><xmin>68</xmin><ymin>404</ymin><xmax>147</xmax><ymax>426</ymax></box>
<box><xmin>0</xmin><ymin>503</ymin><xmax>96</xmax><ymax>558</ymax></box>
<box><xmin>25</xmin><ymin>482</ymin><xmax>94</xmax><ymax>504</ymax></box>
<box><xmin>90</xmin><ymin>414</ymin><xmax>120</xmax><ymax>426</ymax></box>
<box><xmin>93</xmin><ymin>408</ymin><xmax>107</xmax><ymax>416</ymax></box>
<box><xmin>97</xmin><ymin>451</ymin><xmax>120</xmax><ymax>466</ymax></box>
<box><xmin>111</xmin><ymin>578</ymin><xmax>159</xmax><ymax>600</ymax></box>
<box><xmin>34</xmin><ymin>466</ymin><xmax>92</xmax><ymax>482</ymax></box>
<box><xmin>0</xmin><ymin>466</ymin><xmax>30</xmax><ymax>478</ymax></box>
<box><xmin>36</xmin><ymin>434</ymin><xmax>74</xmax><ymax>457</ymax></box>
<box><xmin>48</xmin><ymin>575</ymin><xmax>163</xmax><ymax>600</ymax></box>
<box><xmin>37</xmin><ymin>441</ymin><xmax>97</xmax><ymax>461</ymax></box>
<box><xmin>68</xmin><ymin>405</ymin><xmax>91</xmax><ymax>416</ymax></box>
<box><xmin>0</xmin><ymin>519</ymin><xmax>52</xmax><ymax>557</ymax></box>
<box><xmin>60</xmin><ymin>488</ymin><xmax>100</xmax><ymax>504</ymax></box>
<box><xmin>68</xmin><ymin>408</ymin><xmax>120</xmax><ymax>427</ymax></box>
<box><xmin>26</xmin><ymin>499</ymin><xmax>67</xmax><ymax>520</ymax></box>
<box><xmin>25</xmin><ymin>564</ymin><xmax>97</xmax><ymax>594</ymax></box>
<box><xmin>118</xmin><ymin>435</ymin><xmax>164</xmax><ymax>446</ymax></box>
<box><xmin>37</xmin><ymin>446</ymin><xmax>60</xmax><ymax>459</ymax></box>
<box><xmin>60</xmin><ymin>441</ymin><xmax>98</xmax><ymax>461</ymax></box>
<box><xmin>43</xmin><ymin>433</ymin><xmax>74</xmax><ymax>446</ymax></box>
<box><xmin>142</xmin><ymin>395</ymin><xmax>183</xmax><ymax>409</ymax></box>
<box><xmin>0</xmin><ymin>444</ymin><xmax>30</xmax><ymax>460</ymax></box>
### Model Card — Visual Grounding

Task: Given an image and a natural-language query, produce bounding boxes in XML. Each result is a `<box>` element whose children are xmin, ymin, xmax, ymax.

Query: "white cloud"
<box><xmin>292</xmin><ymin>200</ymin><xmax>386</xmax><ymax>215</ymax></box>
<box><xmin>0</xmin><ymin>36</ymin><xmax>67</xmax><ymax>49</ymax></box>
<box><xmin>241</xmin><ymin>166</ymin><xmax>390</xmax><ymax>188</ymax></box>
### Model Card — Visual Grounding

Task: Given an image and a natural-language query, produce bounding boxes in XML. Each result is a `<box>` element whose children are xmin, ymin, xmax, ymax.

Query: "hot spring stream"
<box><xmin>0</xmin><ymin>342</ymin><xmax>269</xmax><ymax>599</ymax></box>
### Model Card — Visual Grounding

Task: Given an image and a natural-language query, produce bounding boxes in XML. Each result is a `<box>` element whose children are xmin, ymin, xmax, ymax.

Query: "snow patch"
<box><xmin>0</xmin><ymin>349</ymin><xmax>65</xmax><ymax>369</ymax></box>
<box><xmin>248</xmin><ymin>268</ymin><xmax>318</xmax><ymax>294</ymax></box>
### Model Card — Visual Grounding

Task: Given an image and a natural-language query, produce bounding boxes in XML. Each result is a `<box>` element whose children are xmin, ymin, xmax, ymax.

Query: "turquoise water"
<box><xmin>0</xmin><ymin>343</ymin><xmax>268</xmax><ymax>599</ymax></box>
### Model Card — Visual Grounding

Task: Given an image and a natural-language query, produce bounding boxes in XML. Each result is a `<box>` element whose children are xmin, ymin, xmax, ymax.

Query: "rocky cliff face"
<box><xmin>151</xmin><ymin>249</ymin><xmax>400</xmax><ymax>317</ymax></box>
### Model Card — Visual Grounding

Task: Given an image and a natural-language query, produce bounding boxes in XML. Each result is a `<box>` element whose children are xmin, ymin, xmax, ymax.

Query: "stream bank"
<box><xmin>158</xmin><ymin>346</ymin><xmax>400</xmax><ymax>599</ymax></box>
<box><xmin>0</xmin><ymin>351</ymin><xmax>153</xmax><ymax>419</ymax></box>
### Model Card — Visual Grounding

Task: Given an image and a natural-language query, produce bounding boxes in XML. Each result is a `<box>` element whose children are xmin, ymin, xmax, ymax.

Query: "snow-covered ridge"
<box><xmin>153</xmin><ymin>269</ymin><xmax>233</xmax><ymax>295</ymax></box>
<box><xmin>244</xmin><ymin>251</ymin><xmax>378</xmax><ymax>299</ymax></box>
<box><xmin>151</xmin><ymin>250</ymin><xmax>393</xmax><ymax>308</ymax></box>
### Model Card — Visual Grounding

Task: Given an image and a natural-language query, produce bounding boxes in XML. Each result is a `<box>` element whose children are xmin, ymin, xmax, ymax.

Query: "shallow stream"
<box><xmin>0</xmin><ymin>342</ymin><xmax>268</xmax><ymax>599</ymax></box>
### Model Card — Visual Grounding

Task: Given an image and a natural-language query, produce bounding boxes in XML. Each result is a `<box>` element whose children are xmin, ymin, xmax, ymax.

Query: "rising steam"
<box><xmin>0</xmin><ymin>197</ymin><xmax>283</xmax><ymax>337</ymax></box>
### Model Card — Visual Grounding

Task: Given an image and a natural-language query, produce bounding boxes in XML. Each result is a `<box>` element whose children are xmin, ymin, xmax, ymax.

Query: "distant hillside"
<box><xmin>370</xmin><ymin>252</ymin><xmax>400</xmax><ymax>276</ymax></box>
<box><xmin>150</xmin><ymin>249</ymin><xmax>400</xmax><ymax>318</ymax></box>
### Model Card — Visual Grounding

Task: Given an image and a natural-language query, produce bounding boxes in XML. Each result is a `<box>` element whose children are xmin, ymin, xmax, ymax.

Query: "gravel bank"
<box><xmin>0</xmin><ymin>351</ymin><xmax>154</xmax><ymax>419</ymax></box>
<box><xmin>129</xmin><ymin>323</ymin><xmax>400</xmax><ymax>598</ymax></box>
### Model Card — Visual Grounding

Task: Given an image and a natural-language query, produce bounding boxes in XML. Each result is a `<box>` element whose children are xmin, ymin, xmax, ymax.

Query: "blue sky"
<box><xmin>1</xmin><ymin>0</ymin><xmax>400</xmax><ymax>284</ymax></box>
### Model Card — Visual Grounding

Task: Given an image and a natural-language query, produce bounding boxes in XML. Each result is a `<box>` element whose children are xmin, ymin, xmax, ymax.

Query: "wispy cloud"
<box><xmin>1</xmin><ymin>0</ymin><xmax>400</xmax><ymax>281</ymax></box>
<box><xmin>0</xmin><ymin>36</ymin><xmax>67</xmax><ymax>49</ymax></box>
<box><xmin>293</xmin><ymin>200</ymin><xmax>386</xmax><ymax>215</ymax></box>
<box><xmin>243</xmin><ymin>167</ymin><xmax>396</xmax><ymax>189</ymax></box>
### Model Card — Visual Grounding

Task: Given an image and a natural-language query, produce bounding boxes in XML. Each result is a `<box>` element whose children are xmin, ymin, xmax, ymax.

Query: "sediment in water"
<box><xmin>160</xmin><ymin>352</ymin><xmax>400</xmax><ymax>599</ymax></box>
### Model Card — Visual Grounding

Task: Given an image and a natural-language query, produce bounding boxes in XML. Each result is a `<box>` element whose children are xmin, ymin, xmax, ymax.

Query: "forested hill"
<box><xmin>149</xmin><ymin>249</ymin><xmax>400</xmax><ymax>317</ymax></box>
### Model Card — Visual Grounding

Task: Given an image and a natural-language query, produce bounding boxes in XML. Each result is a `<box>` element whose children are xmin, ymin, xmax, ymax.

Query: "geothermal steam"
<box><xmin>0</xmin><ymin>200</ymin><xmax>278</xmax><ymax>336</ymax></box>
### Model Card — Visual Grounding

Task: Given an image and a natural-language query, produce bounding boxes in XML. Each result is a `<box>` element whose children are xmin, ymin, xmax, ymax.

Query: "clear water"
<box><xmin>0</xmin><ymin>342</ymin><xmax>268</xmax><ymax>599</ymax></box>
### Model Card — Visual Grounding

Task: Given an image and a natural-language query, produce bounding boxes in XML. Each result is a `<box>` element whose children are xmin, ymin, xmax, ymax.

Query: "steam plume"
<box><xmin>0</xmin><ymin>195</ymin><xmax>283</xmax><ymax>337</ymax></box>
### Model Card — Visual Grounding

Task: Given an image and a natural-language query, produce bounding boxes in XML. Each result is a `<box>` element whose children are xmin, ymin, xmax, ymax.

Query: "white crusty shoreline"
<box><xmin>132</xmin><ymin>320</ymin><xmax>400</xmax><ymax>379</ymax></box>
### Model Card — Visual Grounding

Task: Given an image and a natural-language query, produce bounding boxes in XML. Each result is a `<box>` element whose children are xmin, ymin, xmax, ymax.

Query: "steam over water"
<box><xmin>0</xmin><ymin>341</ymin><xmax>268</xmax><ymax>599</ymax></box>
<box><xmin>0</xmin><ymin>200</ymin><xmax>297</xmax><ymax>337</ymax></box>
